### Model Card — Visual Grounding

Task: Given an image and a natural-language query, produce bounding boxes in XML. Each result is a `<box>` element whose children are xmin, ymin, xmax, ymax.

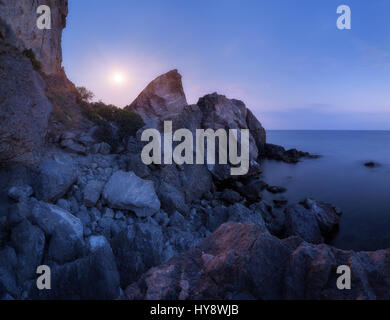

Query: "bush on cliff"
<box><xmin>76</xmin><ymin>88</ymin><xmax>144</xmax><ymax>147</ymax></box>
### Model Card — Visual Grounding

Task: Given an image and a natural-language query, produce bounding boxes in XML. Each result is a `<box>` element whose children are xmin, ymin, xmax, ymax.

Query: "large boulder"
<box><xmin>33</xmin><ymin>158</ymin><xmax>78</xmax><ymax>202</ymax></box>
<box><xmin>111</xmin><ymin>222</ymin><xmax>165</xmax><ymax>287</ymax></box>
<box><xmin>31</xmin><ymin>202</ymin><xmax>83</xmax><ymax>242</ymax></box>
<box><xmin>83</xmin><ymin>180</ymin><xmax>105</xmax><ymax>207</ymax></box>
<box><xmin>102</xmin><ymin>171</ymin><xmax>160</xmax><ymax>217</ymax></box>
<box><xmin>0</xmin><ymin>246</ymin><xmax>18</xmax><ymax>298</ymax></box>
<box><xmin>284</xmin><ymin>199</ymin><xmax>342</xmax><ymax>244</ymax></box>
<box><xmin>301</xmin><ymin>198</ymin><xmax>342</xmax><ymax>235</ymax></box>
<box><xmin>10</xmin><ymin>220</ymin><xmax>45</xmax><ymax>284</ymax></box>
<box><xmin>125</xmin><ymin>223</ymin><xmax>291</xmax><ymax>300</ymax></box>
<box><xmin>197</xmin><ymin>93</ymin><xmax>265</xmax><ymax>161</ymax></box>
<box><xmin>264</xmin><ymin>143</ymin><xmax>318</xmax><ymax>164</ymax></box>
<box><xmin>284</xmin><ymin>242</ymin><xmax>390</xmax><ymax>300</ymax></box>
<box><xmin>126</xmin><ymin>69</ymin><xmax>187</xmax><ymax>127</ymax></box>
<box><xmin>284</xmin><ymin>203</ymin><xmax>323</xmax><ymax>244</ymax></box>
<box><xmin>157</xmin><ymin>182</ymin><xmax>189</xmax><ymax>215</ymax></box>
<box><xmin>126</xmin><ymin>222</ymin><xmax>390</xmax><ymax>300</ymax></box>
<box><xmin>30</xmin><ymin>235</ymin><xmax>120</xmax><ymax>300</ymax></box>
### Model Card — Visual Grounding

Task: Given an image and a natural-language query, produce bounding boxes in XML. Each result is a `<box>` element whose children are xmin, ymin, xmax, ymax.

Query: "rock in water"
<box><xmin>284</xmin><ymin>199</ymin><xmax>342</xmax><ymax>243</ymax></box>
<box><xmin>126</xmin><ymin>69</ymin><xmax>187</xmax><ymax>127</ymax></box>
<box><xmin>103</xmin><ymin>171</ymin><xmax>161</xmax><ymax>217</ymax></box>
<box><xmin>197</xmin><ymin>93</ymin><xmax>264</xmax><ymax>160</ymax></box>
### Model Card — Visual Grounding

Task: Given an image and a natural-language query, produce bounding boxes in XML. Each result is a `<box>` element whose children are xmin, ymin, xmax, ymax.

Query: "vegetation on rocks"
<box><xmin>77</xmin><ymin>87</ymin><xmax>144</xmax><ymax>147</ymax></box>
<box><xmin>22</xmin><ymin>49</ymin><xmax>41</xmax><ymax>71</ymax></box>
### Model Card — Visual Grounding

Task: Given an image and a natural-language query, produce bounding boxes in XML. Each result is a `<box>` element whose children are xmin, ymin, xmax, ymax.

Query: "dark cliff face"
<box><xmin>0</xmin><ymin>0</ymin><xmax>70</xmax><ymax>165</ymax></box>
<box><xmin>0</xmin><ymin>0</ymin><xmax>68</xmax><ymax>75</ymax></box>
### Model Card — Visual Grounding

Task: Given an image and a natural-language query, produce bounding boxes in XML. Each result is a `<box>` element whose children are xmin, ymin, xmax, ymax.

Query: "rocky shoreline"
<box><xmin>1</xmin><ymin>0</ymin><xmax>390</xmax><ymax>300</ymax></box>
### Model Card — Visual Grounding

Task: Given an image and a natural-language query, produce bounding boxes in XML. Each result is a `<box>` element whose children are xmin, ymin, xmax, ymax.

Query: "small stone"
<box><xmin>115</xmin><ymin>211</ymin><xmax>125</xmax><ymax>220</ymax></box>
<box><xmin>56</xmin><ymin>199</ymin><xmax>70</xmax><ymax>211</ymax></box>
<box><xmin>103</xmin><ymin>208</ymin><xmax>115</xmax><ymax>219</ymax></box>
<box><xmin>364</xmin><ymin>161</ymin><xmax>380</xmax><ymax>168</ymax></box>
<box><xmin>99</xmin><ymin>143</ymin><xmax>111</xmax><ymax>155</ymax></box>
<box><xmin>8</xmin><ymin>185</ymin><xmax>33</xmax><ymax>201</ymax></box>
<box><xmin>267</xmin><ymin>186</ymin><xmax>287</xmax><ymax>194</ymax></box>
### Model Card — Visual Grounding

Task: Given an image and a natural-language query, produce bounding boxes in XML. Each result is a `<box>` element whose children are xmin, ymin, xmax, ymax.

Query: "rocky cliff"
<box><xmin>1</xmin><ymin>0</ymin><xmax>389</xmax><ymax>301</ymax></box>
<box><xmin>0</xmin><ymin>0</ymin><xmax>80</xmax><ymax>165</ymax></box>
<box><xmin>0</xmin><ymin>0</ymin><xmax>68</xmax><ymax>75</ymax></box>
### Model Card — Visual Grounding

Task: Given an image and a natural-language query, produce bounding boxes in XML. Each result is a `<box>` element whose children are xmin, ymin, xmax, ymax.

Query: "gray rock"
<box><xmin>111</xmin><ymin>222</ymin><xmax>164</xmax><ymax>287</ymax></box>
<box><xmin>103</xmin><ymin>208</ymin><xmax>115</xmax><ymax>219</ymax></box>
<box><xmin>154</xmin><ymin>211</ymin><xmax>169</xmax><ymax>227</ymax></box>
<box><xmin>31</xmin><ymin>202</ymin><xmax>83</xmax><ymax>241</ymax></box>
<box><xmin>11</xmin><ymin>220</ymin><xmax>45</xmax><ymax>283</ymax></box>
<box><xmin>158</xmin><ymin>182</ymin><xmax>189</xmax><ymax>215</ymax></box>
<box><xmin>83</xmin><ymin>180</ymin><xmax>105</xmax><ymax>207</ymax></box>
<box><xmin>197</xmin><ymin>93</ymin><xmax>263</xmax><ymax>162</ymax></box>
<box><xmin>7</xmin><ymin>185</ymin><xmax>33</xmax><ymax>201</ymax></box>
<box><xmin>126</xmin><ymin>69</ymin><xmax>187</xmax><ymax>127</ymax></box>
<box><xmin>33</xmin><ymin>158</ymin><xmax>77</xmax><ymax>202</ymax></box>
<box><xmin>60</xmin><ymin>139</ymin><xmax>87</xmax><ymax>155</ymax></box>
<box><xmin>88</xmin><ymin>207</ymin><xmax>102</xmax><ymax>222</ymax></box>
<box><xmin>56</xmin><ymin>199</ymin><xmax>70</xmax><ymax>211</ymax></box>
<box><xmin>115</xmin><ymin>211</ymin><xmax>125</xmax><ymax>221</ymax></box>
<box><xmin>236</xmin><ymin>177</ymin><xmax>267</xmax><ymax>202</ymax></box>
<box><xmin>47</xmin><ymin>227</ymin><xmax>85</xmax><ymax>264</ymax></box>
<box><xmin>246</xmin><ymin>109</ymin><xmax>266</xmax><ymax>156</ymax></box>
<box><xmin>126</xmin><ymin>153</ymin><xmax>150</xmax><ymax>178</ymax></box>
<box><xmin>76</xmin><ymin>207</ymin><xmax>91</xmax><ymax>227</ymax></box>
<box><xmin>0</xmin><ymin>246</ymin><xmax>18</xmax><ymax>297</ymax></box>
<box><xmin>301</xmin><ymin>198</ymin><xmax>342</xmax><ymax>235</ymax></box>
<box><xmin>125</xmin><ymin>223</ymin><xmax>290</xmax><ymax>300</ymax></box>
<box><xmin>97</xmin><ymin>217</ymin><xmax>115</xmax><ymax>240</ymax></box>
<box><xmin>250</xmin><ymin>201</ymin><xmax>285</xmax><ymax>236</ymax></box>
<box><xmin>30</xmin><ymin>236</ymin><xmax>120</xmax><ymax>300</ymax></box>
<box><xmin>266</xmin><ymin>186</ymin><xmax>287</xmax><ymax>194</ymax></box>
<box><xmin>284</xmin><ymin>242</ymin><xmax>390</xmax><ymax>300</ymax></box>
<box><xmin>285</xmin><ymin>203</ymin><xmax>323</xmax><ymax>244</ymax></box>
<box><xmin>99</xmin><ymin>142</ymin><xmax>111</xmax><ymax>155</ymax></box>
<box><xmin>220</xmin><ymin>189</ymin><xmax>241</xmax><ymax>205</ymax></box>
<box><xmin>205</xmin><ymin>205</ymin><xmax>229</xmax><ymax>232</ymax></box>
<box><xmin>284</xmin><ymin>199</ymin><xmax>342</xmax><ymax>244</ymax></box>
<box><xmin>103</xmin><ymin>171</ymin><xmax>160</xmax><ymax>217</ymax></box>
<box><xmin>0</xmin><ymin>0</ymin><xmax>68</xmax><ymax>75</ymax></box>
<box><xmin>125</xmin><ymin>221</ymin><xmax>390</xmax><ymax>300</ymax></box>
<box><xmin>6</xmin><ymin>197</ymin><xmax>37</xmax><ymax>226</ymax></box>
<box><xmin>78</xmin><ymin>134</ymin><xmax>96</xmax><ymax>146</ymax></box>
<box><xmin>227</xmin><ymin>203</ymin><xmax>267</xmax><ymax>231</ymax></box>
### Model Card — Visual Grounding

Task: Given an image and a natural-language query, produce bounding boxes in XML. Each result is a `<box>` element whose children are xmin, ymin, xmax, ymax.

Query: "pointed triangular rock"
<box><xmin>126</xmin><ymin>69</ymin><xmax>187</xmax><ymax>127</ymax></box>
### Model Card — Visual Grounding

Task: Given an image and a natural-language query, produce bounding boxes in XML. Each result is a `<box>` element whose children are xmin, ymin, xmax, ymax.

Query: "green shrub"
<box><xmin>80</xmin><ymin>100</ymin><xmax>144</xmax><ymax>148</ymax></box>
<box><xmin>76</xmin><ymin>87</ymin><xmax>94</xmax><ymax>102</ymax></box>
<box><xmin>23</xmin><ymin>49</ymin><xmax>41</xmax><ymax>71</ymax></box>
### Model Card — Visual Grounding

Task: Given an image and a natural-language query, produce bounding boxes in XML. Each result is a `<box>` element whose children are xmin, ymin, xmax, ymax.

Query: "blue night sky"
<box><xmin>62</xmin><ymin>0</ymin><xmax>390</xmax><ymax>130</ymax></box>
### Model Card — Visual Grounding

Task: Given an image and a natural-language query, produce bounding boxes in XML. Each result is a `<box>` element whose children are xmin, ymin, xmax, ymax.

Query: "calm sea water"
<box><xmin>262</xmin><ymin>130</ymin><xmax>390</xmax><ymax>251</ymax></box>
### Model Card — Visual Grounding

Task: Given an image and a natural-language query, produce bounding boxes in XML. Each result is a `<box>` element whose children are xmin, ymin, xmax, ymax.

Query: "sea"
<box><xmin>262</xmin><ymin>130</ymin><xmax>390</xmax><ymax>251</ymax></box>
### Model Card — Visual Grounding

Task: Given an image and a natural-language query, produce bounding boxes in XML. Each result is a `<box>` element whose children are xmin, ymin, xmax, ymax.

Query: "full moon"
<box><xmin>112</xmin><ymin>72</ymin><xmax>125</xmax><ymax>85</ymax></box>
